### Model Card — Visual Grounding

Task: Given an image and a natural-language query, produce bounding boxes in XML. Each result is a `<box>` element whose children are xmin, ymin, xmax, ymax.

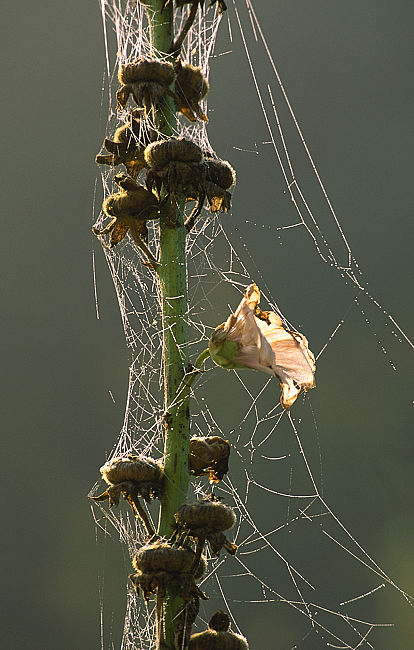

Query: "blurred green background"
<box><xmin>2</xmin><ymin>1</ymin><xmax>413</xmax><ymax>648</ymax></box>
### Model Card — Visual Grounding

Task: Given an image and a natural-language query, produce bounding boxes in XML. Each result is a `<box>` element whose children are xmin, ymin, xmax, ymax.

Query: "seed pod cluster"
<box><xmin>91</xmin><ymin>1</ymin><xmax>247</xmax><ymax>643</ymax></box>
<box><xmin>189</xmin><ymin>611</ymin><xmax>249</xmax><ymax>650</ymax></box>
<box><xmin>189</xmin><ymin>436</ymin><xmax>230</xmax><ymax>482</ymax></box>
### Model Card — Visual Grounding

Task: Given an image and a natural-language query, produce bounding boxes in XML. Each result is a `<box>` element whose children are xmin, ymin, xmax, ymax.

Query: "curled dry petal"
<box><xmin>208</xmin><ymin>284</ymin><xmax>316</xmax><ymax>409</ymax></box>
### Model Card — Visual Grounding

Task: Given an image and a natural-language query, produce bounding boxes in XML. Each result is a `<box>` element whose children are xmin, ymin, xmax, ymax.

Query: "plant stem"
<box><xmin>146</xmin><ymin>0</ymin><xmax>174</xmax><ymax>57</ymax></box>
<box><xmin>166</xmin><ymin>348</ymin><xmax>210</xmax><ymax>416</ymax></box>
<box><xmin>158</xmin><ymin>196</ymin><xmax>190</xmax><ymax>540</ymax></box>
<box><xmin>156</xmin><ymin>199</ymin><xmax>190</xmax><ymax>650</ymax></box>
<box><xmin>145</xmin><ymin>2</ymin><xmax>192</xmax><ymax>647</ymax></box>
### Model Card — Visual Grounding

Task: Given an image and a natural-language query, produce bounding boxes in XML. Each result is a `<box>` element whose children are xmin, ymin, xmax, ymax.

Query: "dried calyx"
<box><xmin>144</xmin><ymin>137</ymin><xmax>236</xmax><ymax>230</ymax></box>
<box><xmin>183</xmin><ymin>155</ymin><xmax>236</xmax><ymax>230</ymax></box>
<box><xmin>174</xmin><ymin>62</ymin><xmax>209</xmax><ymax>122</ymax></box>
<box><xmin>115</xmin><ymin>57</ymin><xmax>210</xmax><ymax>124</ymax></box>
<box><xmin>145</xmin><ymin>137</ymin><xmax>205</xmax><ymax>197</ymax></box>
<box><xmin>92</xmin><ymin>173</ymin><xmax>159</xmax><ymax>264</ymax></box>
<box><xmin>132</xmin><ymin>541</ymin><xmax>206</xmax><ymax>577</ymax></box>
<box><xmin>90</xmin><ymin>454</ymin><xmax>162</xmax><ymax>535</ymax></box>
<box><xmin>175</xmin><ymin>496</ymin><xmax>236</xmax><ymax>534</ymax></box>
<box><xmin>202</xmin><ymin>157</ymin><xmax>236</xmax><ymax>214</ymax></box>
<box><xmin>95</xmin><ymin>110</ymin><xmax>156</xmax><ymax>179</ymax></box>
<box><xmin>117</xmin><ymin>58</ymin><xmax>175</xmax><ymax>112</ymax></box>
<box><xmin>130</xmin><ymin>540</ymin><xmax>208</xmax><ymax>647</ymax></box>
<box><xmin>173</xmin><ymin>495</ymin><xmax>237</xmax><ymax>573</ymax></box>
<box><xmin>189</xmin><ymin>436</ymin><xmax>230</xmax><ymax>482</ymax></box>
<box><xmin>92</xmin><ymin>454</ymin><xmax>162</xmax><ymax>503</ymax></box>
<box><xmin>189</xmin><ymin>611</ymin><xmax>249</xmax><ymax>649</ymax></box>
<box><xmin>130</xmin><ymin>540</ymin><xmax>208</xmax><ymax>601</ymax></box>
<box><xmin>204</xmin><ymin>158</ymin><xmax>235</xmax><ymax>189</ymax></box>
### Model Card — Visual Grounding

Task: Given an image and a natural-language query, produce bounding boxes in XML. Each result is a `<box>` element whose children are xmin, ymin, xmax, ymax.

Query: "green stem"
<box><xmin>144</xmin><ymin>2</ymin><xmax>191</xmax><ymax>648</ymax></box>
<box><xmin>166</xmin><ymin>348</ymin><xmax>210</xmax><ymax>415</ymax></box>
<box><xmin>156</xmin><ymin>200</ymin><xmax>190</xmax><ymax>650</ymax></box>
<box><xmin>145</xmin><ymin>0</ymin><xmax>174</xmax><ymax>56</ymax></box>
<box><xmin>158</xmin><ymin>197</ymin><xmax>190</xmax><ymax>540</ymax></box>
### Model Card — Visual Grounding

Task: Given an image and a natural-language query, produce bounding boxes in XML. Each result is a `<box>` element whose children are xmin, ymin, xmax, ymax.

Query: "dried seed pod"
<box><xmin>173</xmin><ymin>496</ymin><xmax>237</xmax><ymax>570</ymax></box>
<box><xmin>119</xmin><ymin>59</ymin><xmax>175</xmax><ymax>85</ymax></box>
<box><xmin>92</xmin><ymin>174</ymin><xmax>159</xmax><ymax>253</ymax></box>
<box><xmin>101</xmin><ymin>454</ymin><xmax>162</xmax><ymax>487</ymax></box>
<box><xmin>184</xmin><ymin>156</ymin><xmax>236</xmax><ymax>229</ymax></box>
<box><xmin>175</xmin><ymin>63</ymin><xmax>209</xmax><ymax>122</ymax></box>
<box><xmin>102</xmin><ymin>185</ymin><xmax>158</xmax><ymax>220</ymax></box>
<box><xmin>95</xmin><ymin>111</ymin><xmax>155</xmax><ymax>178</ymax></box>
<box><xmin>175</xmin><ymin>498</ymin><xmax>236</xmax><ymax>532</ymax></box>
<box><xmin>204</xmin><ymin>158</ymin><xmax>236</xmax><ymax>190</ymax></box>
<box><xmin>204</xmin><ymin>181</ymin><xmax>231</xmax><ymax>213</ymax></box>
<box><xmin>90</xmin><ymin>454</ymin><xmax>162</xmax><ymax>536</ymax></box>
<box><xmin>145</xmin><ymin>138</ymin><xmax>205</xmax><ymax>200</ymax></box>
<box><xmin>189</xmin><ymin>436</ymin><xmax>230</xmax><ymax>482</ymax></box>
<box><xmin>133</xmin><ymin>542</ymin><xmax>196</xmax><ymax>574</ymax></box>
<box><xmin>145</xmin><ymin>137</ymin><xmax>203</xmax><ymax>170</ymax></box>
<box><xmin>130</xmin><ymin>542</ymin><xmax>208</xmax><ymax>610</ymax></box>
<box><xmin>133</xmin><ymin>541</ymin><xmax>207</xmax><ymax>578</ymax></box>
<box><xmin>117</xmin><ymin>58</ymin><xmax>175</xmax><ymax>112</ymax></box>
<box><xmin>189</xmin><ymin>611</ymin><xmax>249</xmax><ymax>650</ymax></box>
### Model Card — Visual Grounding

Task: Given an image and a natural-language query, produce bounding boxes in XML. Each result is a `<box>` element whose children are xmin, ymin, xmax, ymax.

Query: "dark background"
<box><xmin>2</xmin><ymin>1</ymin><xmax>413</xmax><ymax>648</ymax></box>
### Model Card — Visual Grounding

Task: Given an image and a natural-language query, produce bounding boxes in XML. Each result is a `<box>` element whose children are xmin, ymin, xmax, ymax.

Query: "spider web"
<box><xmin>90</xmin><ymin>1</ymin><xmax>413</xmax><ymax>649</ymax></box>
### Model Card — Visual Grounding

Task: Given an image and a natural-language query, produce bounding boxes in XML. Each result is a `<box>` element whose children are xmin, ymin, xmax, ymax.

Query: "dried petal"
<box><xmin>209</xmin><ymin>284</ymin><xmax>315</xmax><ymax>408</ymax></box>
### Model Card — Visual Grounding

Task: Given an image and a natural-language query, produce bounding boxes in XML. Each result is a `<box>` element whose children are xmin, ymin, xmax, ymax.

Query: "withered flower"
<box><xmin>189</xmin><ymin>436</ymin><xmax>230</xmax><ymax>482</ymax></box>
<box><xmin>116</xmin><ymin>58</ymin><xmax>175</xmax><ymax>112</ymax></box>
<box><xmin>93</xmin><ymin>173</ymin><xmax>159</xmax><ymax>247</ymax></box>
<box><xmin>95</xmin><ymin>110</ymin><xmax>155</xmax><ymax>179</ymax></box>
<box><xmin>130</xmin><ymin>541</ymin><xmax>207</xmax><ymax>647</ymax></box>
<box><xmin>173</xmin><ymin>495</ymin><xmax>237</xmax><ymax>572</ymax></box>
<box><xmin>174</xmin><ymin>62</ymin><xmax>209</xmax><ymax>122</ymax></box>
<box><xmin>208</xmin><ymin>284</ymin><xmax>316</xmax><ymax>409</ymax></box>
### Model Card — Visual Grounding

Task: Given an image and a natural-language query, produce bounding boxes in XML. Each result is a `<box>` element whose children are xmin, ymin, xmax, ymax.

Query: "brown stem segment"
<box><xmin>168</xmin><ymin>3</ymin><xmax>198</xmax><ymax>55</ymax></box>
<box><xmin>128</xmin><ymin>494</ymin><xmax>156</xmax><ymax>537</ymax></box>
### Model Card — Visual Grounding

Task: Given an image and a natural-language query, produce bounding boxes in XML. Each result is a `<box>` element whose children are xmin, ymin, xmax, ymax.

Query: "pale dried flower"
<box><xmin>209</xmin><ymin>284</ymin><xmax>316</xmax><ymax>409</ymax></box>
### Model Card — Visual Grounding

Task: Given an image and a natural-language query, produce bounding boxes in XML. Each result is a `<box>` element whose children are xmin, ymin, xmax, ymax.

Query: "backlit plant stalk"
<box><xmin>145</xmin><ymin>1</ymin><xmax>192</xmax><ymax>647</ymax></box>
